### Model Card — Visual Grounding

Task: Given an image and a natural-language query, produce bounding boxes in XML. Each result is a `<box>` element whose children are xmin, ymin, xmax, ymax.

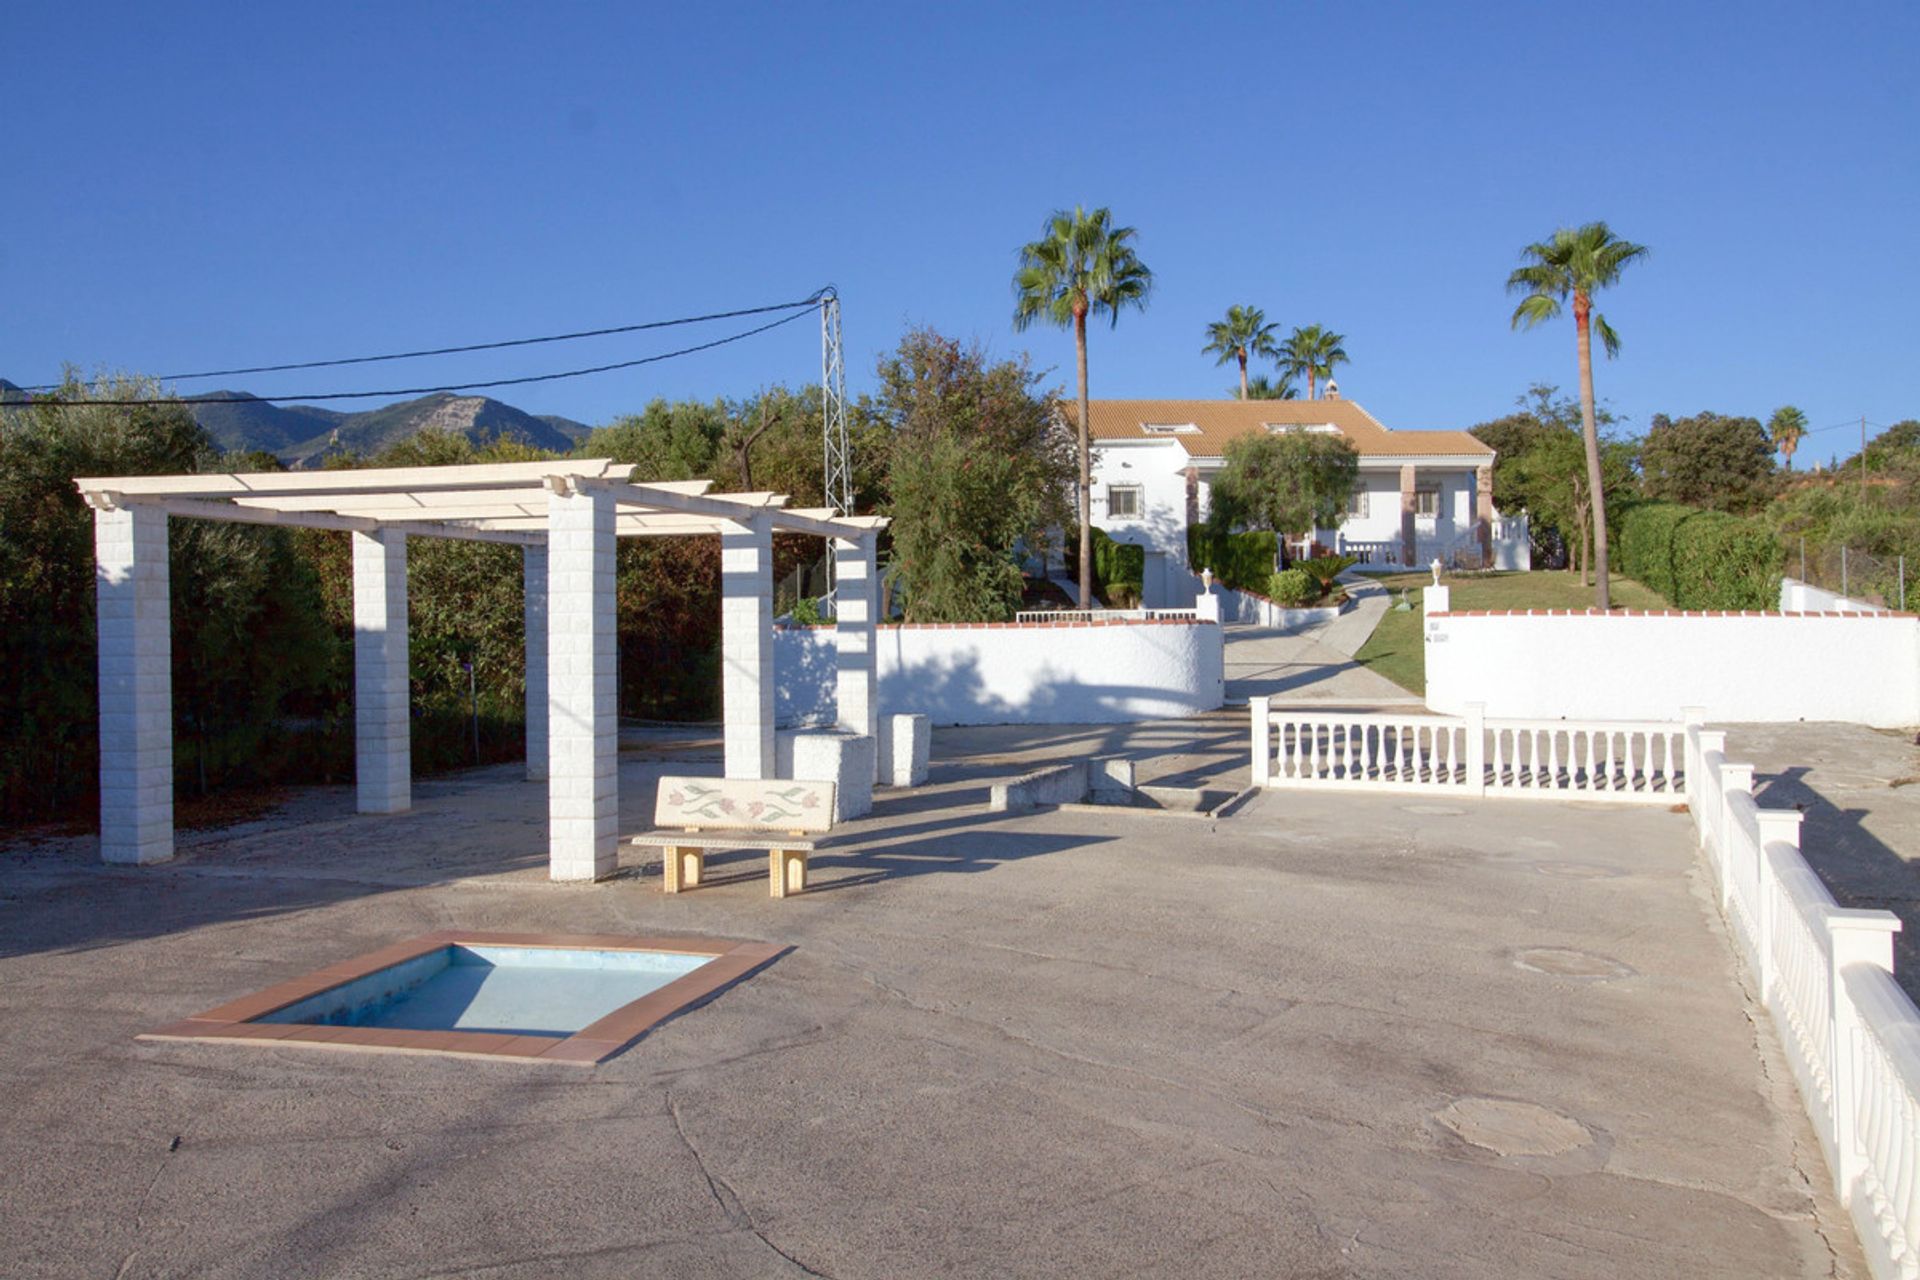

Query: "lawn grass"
<box><xmin>1352</xmin><ymin>571</ymin><xmax>1669</xmax><ymax>696</ymax></box>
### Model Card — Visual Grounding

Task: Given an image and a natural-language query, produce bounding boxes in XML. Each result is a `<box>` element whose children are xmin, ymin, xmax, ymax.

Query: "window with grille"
<box><xmin>1347</xmin><ymin>488</ymin><xmax>1369</xmax><ymax>518</ymax></box>
<box><xmin>1415</xmin><ymin>488</ymin><xmax>1441</xmax><ymax>518</ymax></box>
<box><xmin>1107</xmin><ymin>485</ymin><xmax>1143</xmax><ymax>517</ymax></box>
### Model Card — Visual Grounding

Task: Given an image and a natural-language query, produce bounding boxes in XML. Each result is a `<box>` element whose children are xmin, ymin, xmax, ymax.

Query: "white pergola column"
<box><xmin>352</xmin><ymin>530</ymin><xmax>410</xmax><ymax>814</ymax></box>
<box><xmin>721</xmin><ymin>515</ymin><xmax>775</xmax><ymax>780</ymax></box>
<box><xmin>834</xmin><ymin>532</ymin><xmax>878</xmax><ymax>746</ymax></box>
<box><xmin>547</xmin><ymin>484</ymin><xmax>617</xmax><ymax>881</ymax></box>
<box><xmin>522</xmin><ymin>543</ymin><xmax>549</xmax><ymax>783</ymax></box>
<box><xmin>95</xmin><ymin>503</ymin><xmax>173</xmax><ymax>865</ymax></box>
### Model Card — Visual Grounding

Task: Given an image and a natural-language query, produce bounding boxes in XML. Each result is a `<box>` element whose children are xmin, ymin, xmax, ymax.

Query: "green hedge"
<box><xmin>1187</xmin><ymin>527</ymin><xmax>1278</xmax><ymax>592</ymax></box>
<box><xmin>1615</xmin><ymin>501</ymin><xmax>1783</xmax><ymax>609</ymax></box>
<box><xmin>1066</xmin><ymin>527</ymin><xmax>1145</xmax><ymax>588</ymax></box>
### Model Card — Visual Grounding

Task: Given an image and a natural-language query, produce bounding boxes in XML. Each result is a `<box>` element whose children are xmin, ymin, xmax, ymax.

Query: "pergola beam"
<box><xmin>75</xmin><ymin>458</ymin><xmax>639</xmax><ymax>502</ymax></box>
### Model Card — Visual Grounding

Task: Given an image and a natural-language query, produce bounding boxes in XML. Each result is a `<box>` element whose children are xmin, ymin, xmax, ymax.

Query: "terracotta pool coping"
<box><xmin>138</xmin><ymin>930</ymin><xmax>787</xmax><ymax>1067</ymax></box>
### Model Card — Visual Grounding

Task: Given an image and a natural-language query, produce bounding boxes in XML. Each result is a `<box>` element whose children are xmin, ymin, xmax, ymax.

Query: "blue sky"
<box><xmin>7</xmin><ymin>1</ymin><xmax>1916</xmax><ymax>465</ymax></box>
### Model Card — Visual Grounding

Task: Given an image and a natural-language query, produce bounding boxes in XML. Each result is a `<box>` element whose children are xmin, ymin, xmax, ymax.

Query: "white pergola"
<box><xmin>75</xmin><ymin>459</ymin><xmax>886</xmax><ymax>881</ymax></box>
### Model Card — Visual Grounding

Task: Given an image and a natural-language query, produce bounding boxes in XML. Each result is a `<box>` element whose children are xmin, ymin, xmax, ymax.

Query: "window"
<box><xmin>1141</xmin><ymin>422</ymin><xmax>1200</xmax><ymax>435</ymax></box>
<box><xmin>1107</xmin><ymin>485</ymin><xmax>1143</xmax><ymax>517</ymax></box>
<box><xmin>1346</xmin><ymin>487</ymin><xmax>1370</xmax><ymax>518</ymax></box>
<box><xmin>1415</xmin><ymin>488</ymin><xmax>1441</xmax><ymax>519</ymax></box>
<box><xmin>1263</xmin><ymin>422</ymin><xmax>1341</xmax><ymax>435</ymax></box>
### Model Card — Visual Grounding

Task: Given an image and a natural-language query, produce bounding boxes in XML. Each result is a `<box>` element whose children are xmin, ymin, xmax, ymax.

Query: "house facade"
<box><xmin>1077</xmin><ymin>395</ymin><xmax>1526</xmax><ymax>605</ymax></box>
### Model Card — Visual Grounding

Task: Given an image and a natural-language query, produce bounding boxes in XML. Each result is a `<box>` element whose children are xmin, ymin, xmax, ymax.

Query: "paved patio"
<box><xmin>0</xmin><ymin>724</ymin><xmax>1862</xmax><ymax>1278</ymax></box>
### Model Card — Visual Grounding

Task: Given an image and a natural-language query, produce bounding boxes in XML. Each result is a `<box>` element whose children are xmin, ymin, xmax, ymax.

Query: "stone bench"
<box><xmin>628</xmin><ymin>777</ymin><xmax>836</xmax><ymax>899</ymax></box>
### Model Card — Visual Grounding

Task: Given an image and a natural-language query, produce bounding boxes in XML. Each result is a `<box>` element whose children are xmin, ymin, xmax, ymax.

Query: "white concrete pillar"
<box><xmin>547</xmin><ymin>484</ymin><xmax>618</xmax><ymax>881</ymax></box>
<box><xmin>834</xmin><ymin>532</ymin><xmax>878</xmax><ymax>750</ymax></box>
<box><xmin>352</xmin><ymin>530</ymin><xmax>410</xmax><ymax>814</ymax></box>
<box><xmin>721</xmin><ymin>515</ymin><xmax>776</xmax><ymax>780</ymax></box>
<box><xmin>522</xmin><ymin>543</ymin><xmax>549</xmax><ymax>782</ymax></box>
<box><xmin>94</xmin><ymin>503</ymin><xmax>173</xmax><ymax>864</ymax></box>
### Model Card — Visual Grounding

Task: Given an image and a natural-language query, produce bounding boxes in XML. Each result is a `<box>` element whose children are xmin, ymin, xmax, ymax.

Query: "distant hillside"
<box><xmin>278</xmin><ymin>393</ymin><xmax>581</xmax><ymax>465</ymax></box>
<box><xmin>0</xmin><ymin>376</ymin><xmax>592</xmax><ymax>464</ymax></box>
<box><xmin>187</xmin><ymin>392</ymin><xmax>345</xmax><ymax>455</ymax></box>
<box><xmin>537</xmin><ymin>414</ymin><xmax>592</xmax><ymax>446</ymax></box>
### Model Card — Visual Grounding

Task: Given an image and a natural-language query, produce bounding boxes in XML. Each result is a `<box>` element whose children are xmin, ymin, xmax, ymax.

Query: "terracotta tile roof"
<box><xmin>1071</xmin><ymin>399</ymin><xmax>1494</xmax><ymax>460</ymax></box>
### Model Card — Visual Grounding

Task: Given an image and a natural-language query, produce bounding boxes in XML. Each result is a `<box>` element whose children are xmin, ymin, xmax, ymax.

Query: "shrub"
<box><xmin>1615</xmin><ymin>501</ymin><xmax>1783</xmax><ymax>609</ymax></box>
<box><xmin>1188</xmin><ymin>526</ymin><xmax>1277</xmax><ymax>592</ymax></box>
<box><xmin>1268</xmin><ymin>569</ymin><xmax>1318</xmax><ymax>607</ymax></box>
<box><xmin>1067</xmin><ymin>526</ymin><xmax>1145</xmax><ymax>591</ymax></box>
<box><xmin>1295</xmin><ymin>554</ymin><xmax>1357</xmax><ymax>593</ymax></box>
<box><xmin>1104</xmin><ymin>581</ymin><xmax>1140</xmax><ymax>609</ymax></box>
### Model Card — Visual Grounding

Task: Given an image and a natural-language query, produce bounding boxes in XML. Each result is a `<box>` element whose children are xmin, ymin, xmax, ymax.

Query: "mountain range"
<box><xmin>0</xmin><ymin>379</ymin><xmax>594</xmax><ymax>466</ymax></box>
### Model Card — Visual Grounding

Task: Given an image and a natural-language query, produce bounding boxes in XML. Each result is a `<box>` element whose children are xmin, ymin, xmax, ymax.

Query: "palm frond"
<box><xmin>1591</xmin><ymin>311</ymin><xmax>1623</xmax><ymax>358</ymax></box>
<box><xmin>1510</xmin><ymin>293</ymin><xmax>1561</xmax><ymax>330</ymax></box>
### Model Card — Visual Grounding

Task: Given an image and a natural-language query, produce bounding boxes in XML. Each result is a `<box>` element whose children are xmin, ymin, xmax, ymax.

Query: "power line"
<box><xmin>11</xmin><ymin>308</ymin><xmax>819</xmax><ymax>407</ymax></box>
<box><xmin>16</xmin><ymin>291</ymin><xmax>829</xmax><ymax>393</ymax></box>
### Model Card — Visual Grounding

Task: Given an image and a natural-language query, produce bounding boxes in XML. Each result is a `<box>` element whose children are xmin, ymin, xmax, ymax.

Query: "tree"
<box><xmin>1243</xmin><ymin>372</ymin><xmax>1299</xmax><ymax>400</ymax></box>
<box><xmin>1769</xmin><ymin>405</ymin><xmax>1809</xmax><ymax>472</ymax></box>
<box><xmin>1469</xmin><ymin>384</ymin><xmax>1623</xmax><ymax>567</ymax></box>
<box><xmin>1508</xmin><ymin>221</ymin><xmax>1649</xmax><ymax>609</ymax></box>
<box><xmin>1012</xmin><ymin>205</ymin><xmax>1153</xmax><ymax>608</ymax></box>
<box><xmin>1207</xmin><ymin>430</ymin><xmax>1360</xmax><ymax>549</ymax></box>
<box><xmin>1639</xmin><ymin>411</ymin><xmax>1776</xmax><ymax>514</ymax></box>
<box><xmin>873</xmin><ymin>329</ymin><xmax>1074</xmax><ymax>622</ymax></box>
<box><xmin>1279</xmin><ymin>324</ymin><xmax>1348</xmax><ymax>400</ymax></box>
<box><xmin>1202</xmin><ymin>305</ymin><xmax>1281</xmax><ymax>400</ymax></box>
<box><xmin>1510</xmin><ymin>429</ymin><xmax>1636</xmax><ymax>585</ymax></box>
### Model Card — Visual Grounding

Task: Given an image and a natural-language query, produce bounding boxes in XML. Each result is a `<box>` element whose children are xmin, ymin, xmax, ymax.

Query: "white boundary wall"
<box><xmin>776</xmin><ymin>619</ymin><xmax>1225</xmax><ymax>727</ymax></box>
<box><xmin>1426</xmin><ymin>610</ymin><xmax>1920</xmax><ymax>728</ymax></box>
<box><xmin>1689</xmin><ymin>725</ymin><xmax>1918</xmax><ymax>1279</ymax></box>
<box><xmin>1782</xmin><ymin>576</ymin><xmax>1889</xmax><ymax>614</ymax></box>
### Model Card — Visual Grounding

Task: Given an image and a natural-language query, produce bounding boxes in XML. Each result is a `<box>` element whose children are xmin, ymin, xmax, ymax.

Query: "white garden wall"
<box><xmin>1425</xmin><ymin>609</ymin><xmax>1920</xmax><ymax>728</ymax></box>
<box><xmin>1780</xmin><ymin>576</ymin><xmax>1888</xmax><ymax>614</ymax></box>
<box><xmin>775</xmin><ymin>619</ymin><xmax>1225</xmax><ymax>727</ymax></box>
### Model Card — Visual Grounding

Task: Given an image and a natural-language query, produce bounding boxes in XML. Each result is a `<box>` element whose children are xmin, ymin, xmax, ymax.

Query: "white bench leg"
<box><xmin>769</xmin><ymin>848</ymin><xmax>807</xmax><ymax>899</ymax></box>
<box><xmin>663</xmin><ymin>846</ymin><xmax>705</xmax><ymax>893</ymax></box>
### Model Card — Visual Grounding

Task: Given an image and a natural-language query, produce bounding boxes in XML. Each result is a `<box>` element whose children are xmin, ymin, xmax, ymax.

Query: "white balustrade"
<box><xmin>1012</xmin><ymin>607</ymin><xmax>1200</xmax><ymax>625</ymax></box>
<box><xmin>1686</xmin><ymin>720</ymin><xmax>1915</xmax><ymax>1279</ymax></box>
<box><xmin>1252</xmin><ymin>706</ymin><xmax>1685</xmax><ymax>803</ymax></box>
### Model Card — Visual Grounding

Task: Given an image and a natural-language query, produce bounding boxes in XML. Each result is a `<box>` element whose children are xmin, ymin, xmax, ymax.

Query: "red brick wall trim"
<box><xmin>1427</xmin><ymin>609</ymin><xmax>1918</xmax><ymax>620</ymax></box>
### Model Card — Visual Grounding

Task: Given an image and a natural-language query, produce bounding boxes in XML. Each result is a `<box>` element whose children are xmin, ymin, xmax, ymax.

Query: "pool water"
<box><xmin>259</xmin><ymin>945</ymin><xmax>715</xmax><ymax>1038</ymax></box>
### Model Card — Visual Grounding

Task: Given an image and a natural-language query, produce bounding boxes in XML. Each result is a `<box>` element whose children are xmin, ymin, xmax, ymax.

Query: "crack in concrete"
<box><xmin>666</xmin><ymin>1090</ymin><xmax>834</xmax><ymax>1279</ymax></box>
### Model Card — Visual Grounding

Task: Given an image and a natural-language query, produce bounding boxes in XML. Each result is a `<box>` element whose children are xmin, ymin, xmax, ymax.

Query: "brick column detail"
<box><xmin>1399</xmin><ymin>464</ymin><xmax>1418</xmax><ymax>567</ymax></box>
<box><xmin>352</xmin><ymin>530</ymin><xmax>410</xmax><ymax>815</ymax></box>
<box><xmin>547</xmin><ymin>485</ymin><xmax>618</xmax><ymax>881</ymax></box>
<box><xmin>1475</xmin><ymin>464</ymin><xmax>1494</xmax><ymax>562</ymax></box>
<box><xmin>95</xmin><ymin>503</ymin><xmax>173</xmax><ymax>864</ymax></box>
<box><xmin>722</xmin><ymin>515</ymin><xmax>776</xmax><ymax>780</ymax></box>
<box><xmin>522</xmin><ymin>543</ymin><xmax>549</xmax><ymax>782</ymax></box>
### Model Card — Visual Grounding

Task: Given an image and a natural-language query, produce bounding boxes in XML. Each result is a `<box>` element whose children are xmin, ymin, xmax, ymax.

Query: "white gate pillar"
<box><xmin>352</xmin><ymin>530</ymin><xmax>410</xmax><ymax>814</ymax></box>
<box><xmin>94</xmin><ymin>501</ymin><xmax>174</xmax><ymax>864</ymax></box>
<box><xmin>721</xmin><ymin>515</ymin><xmax>775</xmax><ymax>779</ymax></box>
<box><xmin>834</xmin><ymin>532</ymin><xmax>879</xmax><ymax>752</ymax></box>
<box><xmin>522</xmin><ymin>543</ymin><xmax>549</xmax><ymax>782</ymax></box>
<box><xmin>547</xmin><ymin>483</ymin><xmax>618</xmax><ymax>880</ymax></box>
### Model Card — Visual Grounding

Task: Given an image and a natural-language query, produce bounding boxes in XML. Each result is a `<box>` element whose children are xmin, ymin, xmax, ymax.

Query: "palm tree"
<box><xmin>1012</xmin><ymin>206</ymin><xmax>1153</xmax><ymax>608</ymax></box>
<box><xmin>1243</xmin><ymin>372</ymin><xmax>1299</xmax><ymax>400</ymax></box>
<box><xmin>1769</xmin><ymin>405</ymin><xmax>1809</xmax><ymax>471</ymax></box>
<box><xmin>1203</xmin><ymin>305</ymin><xmax>1281</xmax><ymax>400</ymax></box>
<box><xmin>1508</xmin><ymin>222</ymin><xmax>1649</xmax><ymax>611</ymax></box>
<box><xmin>1280</xmin><ymin>324</ymin><xmax>1349</xmax><ymax>400</ymax></box>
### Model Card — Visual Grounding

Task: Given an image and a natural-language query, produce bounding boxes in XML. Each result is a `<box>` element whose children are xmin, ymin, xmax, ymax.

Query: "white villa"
<box><xmin>1078</xmin><ymin>393</ymin><xmax>1528</xmax><ymax>604</ymax></box>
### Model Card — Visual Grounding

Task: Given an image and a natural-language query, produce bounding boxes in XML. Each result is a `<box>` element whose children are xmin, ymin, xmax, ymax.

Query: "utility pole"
<box><xmin>820</xmin><ymin>287</ymin><xmax>852</xmax><ymax>597</ymax></box>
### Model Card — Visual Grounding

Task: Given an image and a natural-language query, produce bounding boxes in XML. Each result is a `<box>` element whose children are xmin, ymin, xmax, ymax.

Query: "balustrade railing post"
<box><xmin>1719</xmin><ymin>762</ymin><xmax>1754</xmax><ymax>913</ymax></box>
<box><xmin>1828</xmin><ymin>911</ymin><xmax>1903</xmax><ymax>1206</ymax></box>
<box><xmin>1754</xmin><ymin>808</ymin><xmax>1804</xmax><ymax>1001</ymax></box>
<box><xmin>1464</xmin><ymin>702</ymin><xmax>1486</xmax><ymax>796</ymax></box>
<box><xmin>1250</xmin><ymin>695</ymin><xmax>1271</xmax><ymax>788</ymax></box>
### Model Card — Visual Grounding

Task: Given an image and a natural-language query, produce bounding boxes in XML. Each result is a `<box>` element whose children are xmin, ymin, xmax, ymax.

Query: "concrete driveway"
<box><xmin>0</xmin><ymin>728</ymin><xmax>1859</xmax><ymax>1278</ymax></box>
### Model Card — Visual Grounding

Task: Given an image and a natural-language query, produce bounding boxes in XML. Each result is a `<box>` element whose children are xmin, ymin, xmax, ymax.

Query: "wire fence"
<box><xmin>1797</xmin><ymin>537</ymin><xmax>1908</xmax><ymax>610</ymax></box>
